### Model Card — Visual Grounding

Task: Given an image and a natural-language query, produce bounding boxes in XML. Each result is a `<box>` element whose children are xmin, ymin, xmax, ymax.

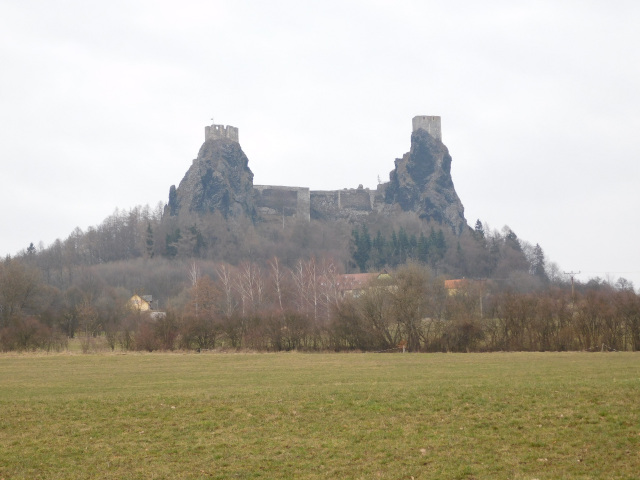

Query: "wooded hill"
<box><xmin>1</xmin><ymin>119</ymin><xmax>638</xmax><ymax>352</ymax></box>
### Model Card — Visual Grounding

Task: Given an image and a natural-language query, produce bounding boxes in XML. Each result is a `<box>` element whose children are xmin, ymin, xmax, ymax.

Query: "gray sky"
<box><xmin>1</xmin><ymin>0</ymin><xmax>639</xmax><ymax>289</ymax></box>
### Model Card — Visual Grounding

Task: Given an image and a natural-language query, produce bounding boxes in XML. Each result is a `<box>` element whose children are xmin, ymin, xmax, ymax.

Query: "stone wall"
<box><xmin>338</xmin><ymin>187</ymin><xmax>374</xmax><ymax>211</ymax></box>
<box><xmin>254</xmin><ymin>185</ymin><xmax>310</xmax><ymax>221</ymax></box>
<box><xmin>254</xmin><ymin>186</ymin><xmax>381</xmax><ymax>222</ymax></box>
<box><xmin>309</xmin><ymin>191</ymin><xmax>340</xmax><ymax>220</ymax></box>
<box><xmin>309</xmin><ymin>186</ymin><xmax>385</xmax><ymax>220</ymax></box>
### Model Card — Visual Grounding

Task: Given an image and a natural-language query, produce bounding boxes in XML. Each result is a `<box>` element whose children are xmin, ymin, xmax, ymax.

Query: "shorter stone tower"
<box><xmin>205</xmin><ymin>123</ymin><xmax>239</xmax><ymax>143</ymax></box>
<box><xmin>412</xmin><ymin>115</ymin><xmax>441</xmax><ymax>141</ymax></box>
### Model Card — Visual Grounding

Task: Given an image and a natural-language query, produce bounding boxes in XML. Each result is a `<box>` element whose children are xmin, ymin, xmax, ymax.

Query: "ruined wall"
<box><xmin>412</xmin><ymin>115</ymin><xmax>441</xmax><ymax>141</ymax></box>
<box><xmin>309</xmin><ymin>191</ymin><xmax>340</xmax><ymax>220</ymax></box>
<box><xmin>205</xmin><ymin>124</ymin><xmax>239</xmax><ymax>143</ymax></box>
<box><xmin>309</xmin><ymin>186</ymin><xmax>385</xmax><ymax>220</ymax></box>
<box><xmin>339</xmin><ymin>187</ymin><xmax>373</xmax><ymax>211</ymax></box>
<box><xmin>254</xmin><ymin>185</ymin><xmax>310</xmax><ymax>222</ymax></box>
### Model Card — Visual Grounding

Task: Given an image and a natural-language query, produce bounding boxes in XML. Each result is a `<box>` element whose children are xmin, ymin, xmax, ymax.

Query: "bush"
<box><xmin>178</xmin><ymin>314</ymin><xmax>218</xmax><ymax>350</ymax></box>
<box><xmin>134</xmin><ymin>320</ymin><xmax>158</xmax><ymax>352</ymax></box>
<box><xmin>0</xmin><ymin>316</ymin><xmax>60</xmax><ymax>352</ymax></box>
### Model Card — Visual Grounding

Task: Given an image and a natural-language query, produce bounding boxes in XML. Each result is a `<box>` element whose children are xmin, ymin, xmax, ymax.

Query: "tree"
<box><xmin>188</xmin><ymin>261</ymin><xmax>201</xmax><ymax>317</ymax></box>
<box><xmin>358</xmin><ymin>277</ymin><xmax>398</xmax><ymax>349</ymax></box>
<box><xmin>318</xmin><ymin>258</ymin><xmax>341</xmax><ymax>326</ymax></box>
<box><xmin>215</xmin><ymin>263</ymin><xmax>238</xmax><ymax>319</ymax></box>
<box><xmin>530</xmin><ymin>243</ymin><xmax>548</xmax><ymax>281</ymax></box>
<box><xmin>504</xmin><ymin>227</ymin><xmax>522</xmax><ymax>252</ymax></box>
<box><xmin>0</xmin><ymin>258</ymin><xmax>41</xmax><ymax>327</ymax></box>
<box><xmin>392</xmin><ymin>264</ymin><xmax>440</xmax><ymax>351</ymax></box>
<box><xmin>371</xmin><ymin>231</ymin><xmax>387</xmax><ymax>270</ymax></box>
<box><xmin>177</xmin><ymin>224</ymin><xmax>206</xmax><ymax>258</ymax></box>
<box><xmin>291</xmin><ymin>258</ymin><xmax>319</xmax><ymax>324</ymax></box>
<box><xmin>614</xmin><ymin>289</ymin><xmax>640</xmax><ymax>351</ymax></box>
<box><xmin>417</xmin><ymin>232</ymin><xmax>429</xmax><ymax>263</ymax></box>
<box><xmin>351</xmin><ymin>225</ymin><xmax>371</xmax><ymax>273</ymax></box>
<box><xmin>268</xmin><ymin>257</ymin><xmax>288</xmax><ymax>313</ymax></box>
<box><xmin>473</xmin><ymin>219</ymin><xmax>485</xmax><ymax>240</ymax></box>
<box><xmin>615</xmin><ymin>277</ymin><xmax>635</xmax><ymax>292</ymax></box>
<box><xmin>397</xmin><ymin>227</ymin><xmax>410</xmax><ymax>264</ymax></box>
<box><xmin>155</xmin><ymin>312</ymin><xmax>179</xmax><ymax>350</ymax></box>
<box><xmin>427</xmin><ymin>228</ymin><xmax>446</xmax><ymax>269</ymax></box>
<box><xmin>76</xmin><ymin>299</ymin><xmax>99</xmax><ymax>353</ymax></box>
<box><xmin>235</xmin><ymin>262</ymin><xmax>265</xmax><ymax>316</ymax></box>
<box><xmin>145</xmin><ymin>224</ymin><xmax>154</xmax><ymax>258</ymax></box>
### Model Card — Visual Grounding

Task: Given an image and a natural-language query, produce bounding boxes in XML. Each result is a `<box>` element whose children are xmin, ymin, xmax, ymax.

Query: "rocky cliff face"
<box><xmin>384</xmin><ymin>127</ymin><xmax>467</xmax><ymax>235</ymax></box>
<box><xmin>167</xmin><ymin>137</ymin><xmax>255</xmax><ymax>219</ymax></box>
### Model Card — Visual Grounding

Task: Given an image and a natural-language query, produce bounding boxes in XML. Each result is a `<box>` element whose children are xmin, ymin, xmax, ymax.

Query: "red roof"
<box><xmin>337</xmin><ymin>273</ymin><xmax>378</xmax><ymax>290</ymax></box>
<box><xmin>444</xmin><ymin>279</ymin><xmax>468</xmax><ymax>290</ymax></box>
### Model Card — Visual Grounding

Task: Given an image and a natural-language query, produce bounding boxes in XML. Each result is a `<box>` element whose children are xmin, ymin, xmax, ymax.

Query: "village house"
<box><xmin>127</xmin><ymin>294</ymin><xmax>154</xmax><ymax>312</ymax></box>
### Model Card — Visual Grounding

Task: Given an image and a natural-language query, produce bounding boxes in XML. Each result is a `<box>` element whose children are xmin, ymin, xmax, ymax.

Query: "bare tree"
<box><xmin>391</xmin><ymin>264</ymin><xmax>441</xmax><ymax>351</ymax></box>
<box><xmin>214</xmin><ymin>263</ymin><xmax>238</xmax><ymax>318</ymax></box>
<box><xmin>318</xmin><ymin>258</ymin><xmax>341</xmax><ymax>325</ymax></box>
<box><xmin>269</xmin><ymin>257</ymin><xmax>286</xmax><ymax>313</ymax></box>
<box><xmin>188</xmin><ymin>261</ymin><xmax>201</xmax><ymax>317</ymax></box>
<box><xmin>235</xmin><ymin>262</ymin><xmax>264</xmax><ymax>316</ymax></box>
<box><xmin>0</xmin><ymin>258</ymin><xmax>41</xmax><ymax>326</ymax></box>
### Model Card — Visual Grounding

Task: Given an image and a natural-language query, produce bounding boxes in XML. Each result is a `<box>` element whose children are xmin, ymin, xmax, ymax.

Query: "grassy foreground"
<box><xmin>0</xmin><ymin>352</ymin><xmax>638</xmax><ymax>479</ymax></box>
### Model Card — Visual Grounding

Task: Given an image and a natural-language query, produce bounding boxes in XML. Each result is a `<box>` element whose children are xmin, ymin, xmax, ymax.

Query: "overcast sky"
<box><xmin>1</xmin><ymin>0</ymin><xmax>639</xmax><ymax>288</ymax></box>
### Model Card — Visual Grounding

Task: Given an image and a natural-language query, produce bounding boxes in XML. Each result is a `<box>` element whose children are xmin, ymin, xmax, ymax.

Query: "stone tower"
<box><xmin>412</xmin><ymin>115</ymin><xmax>441</xmax><ymax>141</ymax></box>
<box><xmin>205</xmin><ymin>123</ymin><xmax>239</xmax><ymax>143</ymax></box>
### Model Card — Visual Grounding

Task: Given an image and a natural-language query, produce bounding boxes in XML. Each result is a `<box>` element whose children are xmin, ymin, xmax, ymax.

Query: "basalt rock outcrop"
<box><xmin>166</xmin><ymin>136</ymin><xmax>256</xmax><ymax>220</ymax></box>
<box><xmin>383</xmin><ymin>125</ymin><xmax>467</xmax><ymax>235</ymax></box>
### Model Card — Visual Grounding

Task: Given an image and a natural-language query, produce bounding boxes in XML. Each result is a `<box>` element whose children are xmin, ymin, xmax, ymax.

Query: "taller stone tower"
<box><xmin>412</xmin><ymin>115</ymin><xmax>441</xmax><ymax>141</ymax></box>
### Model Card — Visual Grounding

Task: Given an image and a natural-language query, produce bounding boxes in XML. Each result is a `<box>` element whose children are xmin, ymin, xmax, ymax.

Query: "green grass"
<box><xmin>0</xmin><ymin>352</ymin><xmax>639</xmax><ymax>479</ymax></box>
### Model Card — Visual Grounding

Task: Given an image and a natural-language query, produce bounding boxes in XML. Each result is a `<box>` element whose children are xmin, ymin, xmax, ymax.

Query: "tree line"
<box><xmin>22</xmin><ymin>203</ymin><xmax>557</xmax><ymax>292</ymax></box>
<box><xmin>2</xmin><ymin>203</ymin><xmax>636</xmax><ymax>353</ymax></box>
<box><xmin>1</xmin><ymin>251</ymin><xmax>638</xmax><ymax>353</ymax></box>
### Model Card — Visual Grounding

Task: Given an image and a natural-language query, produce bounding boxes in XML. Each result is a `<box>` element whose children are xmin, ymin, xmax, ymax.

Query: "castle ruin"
<box><xmin>205</xmin><ymin>123</ymin><xmax>239</xmax><ymax>143</ymax></box>
<box><xmin>412</xmin><ymin>115</ymin><xmax>441</xmax><ymax>141</ymax></box>
<box><xmin>200</xmin><ymin>116</ymin><xmax>449</xmax><ymax>225</ymax></box>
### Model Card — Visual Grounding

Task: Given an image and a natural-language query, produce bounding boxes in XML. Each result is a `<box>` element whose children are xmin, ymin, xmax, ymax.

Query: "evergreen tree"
<box><xmin>398</xmin><ymin>227</ymin><xmax>410</xmax><ymax>264</ymax></box>
<box><xmin>417</xmin><ymin>232</ymin><xmax>429</xmax><ymax>263</ymax></box>
<box><xmin>177</xmin><ymin>224</ymin><xmax>206</xmax><ymax>258</ymax></box>
<box><xmin>409</xmin><ymin>233</ymin><xmax>418</xmax><ymax>259</ymax></box>
<box><xmin>505</xmin><ymin>228</ymin><xmax>521</xmax><ymax>252</ymax></box>
<box><xmin>145</xmin><ymin>224</ymin><xmax>154</xmax><ymax>258</ymax></box>
<box><xmin>390</xmin><ymin>230</ymin><xmax>400</xmax><ymax>267</ymax></box>
<box><xmin>428</xmin><ymin>228</ymin><xmax>446</xmax><ymax>267</ymax></box>
<box><xmin>351</xmin><ymin>225</ymin><xmax>371</xmax><ymax>272</ymax></box>
<box><xmin>531</xmin><ymin>243</ymin><xmax>547</xmax><ymax>281</ymax></box>
<box><xmin>165</xmin><ymin>228</ymin><xmax>181</xmax><ymax>258</ymax></box>
<box><xmin>454</xmin><ymin>241</ymin><xmax>466</xmax><ymax>276</ymax></box>
<box><xmin>474</xmin><ymin>219</ymin><xmax>485</xmax><ymax>240</ymax></box>
<box><xmin>371</xmin><ymin>231</ymin><xmax>386</xmax><ymax>270</ymax></box>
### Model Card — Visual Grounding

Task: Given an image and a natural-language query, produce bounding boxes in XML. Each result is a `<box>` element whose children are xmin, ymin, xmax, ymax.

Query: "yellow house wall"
<box><xmin>128</xmin><ymin>295</ymin><xmax>151</xmax><ymax>312</ymax></box>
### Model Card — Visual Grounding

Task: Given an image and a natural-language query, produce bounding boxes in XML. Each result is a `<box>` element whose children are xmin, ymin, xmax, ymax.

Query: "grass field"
<box><xmin>0</xmin><ymin>352</ymin><xmax>639</xmax><ymax>479</ymax></box>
